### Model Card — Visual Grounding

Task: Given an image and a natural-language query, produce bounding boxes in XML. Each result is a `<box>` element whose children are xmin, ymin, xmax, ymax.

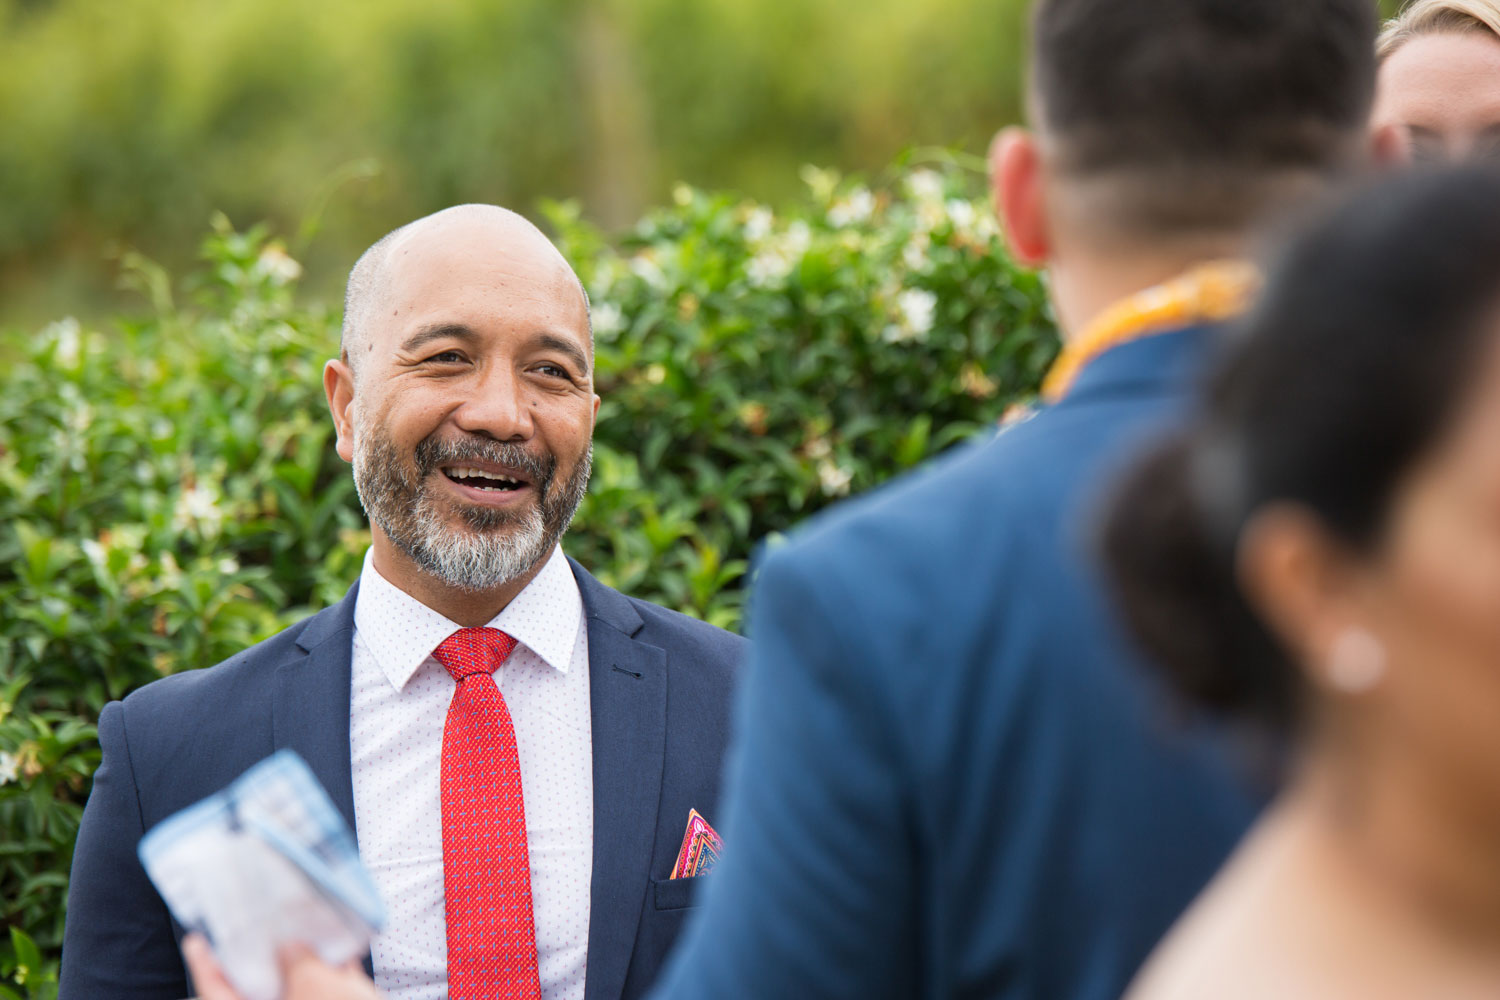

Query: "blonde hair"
<box><xmin>1378</xmin><ymin>0</ymin><xmax>1500</xmax><ymax>61</ymax></box>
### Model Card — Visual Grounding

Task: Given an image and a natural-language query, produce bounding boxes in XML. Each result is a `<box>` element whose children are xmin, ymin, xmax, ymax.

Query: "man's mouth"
<box><xmin>441</xmin><ymin>465</ymin><xmax>531</xmax><ymax>493</ymax></box>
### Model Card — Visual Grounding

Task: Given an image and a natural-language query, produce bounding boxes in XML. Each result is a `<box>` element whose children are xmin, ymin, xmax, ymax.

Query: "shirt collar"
<box><xmin>353</xmin><ymin>545</ymin><xmax>583</xmax><ymax>693</ymax></box>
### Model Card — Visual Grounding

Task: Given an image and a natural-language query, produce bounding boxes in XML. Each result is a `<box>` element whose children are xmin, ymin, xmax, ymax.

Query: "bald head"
<box><xmin>341</xmin><ymin>204</ymin><xmax>590</xmax><ymax>381</ymax></box>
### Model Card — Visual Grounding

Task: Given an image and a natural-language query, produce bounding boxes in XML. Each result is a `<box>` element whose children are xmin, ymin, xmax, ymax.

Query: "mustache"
<box><xmin>413</xmin><ymin>435</ymin><xmax>555</xmax><ymax>490</ymax></box>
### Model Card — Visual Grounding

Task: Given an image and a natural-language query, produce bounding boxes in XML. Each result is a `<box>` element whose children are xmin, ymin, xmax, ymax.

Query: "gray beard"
<box><xmin>351</xmin><ymin>415</ymin><xmax>591</xmax><ymax>593</ymax></box>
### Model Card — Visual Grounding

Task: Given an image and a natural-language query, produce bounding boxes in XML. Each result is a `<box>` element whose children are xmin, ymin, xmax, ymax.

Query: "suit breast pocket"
<box><xmin>651</xmin><ymin>876</ymin><xmax>707</xmax><ymax>911</ymax></box>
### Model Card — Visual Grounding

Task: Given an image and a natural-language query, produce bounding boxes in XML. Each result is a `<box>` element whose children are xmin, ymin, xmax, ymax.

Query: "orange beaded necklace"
<box><xmin>1040</xmin><ymin>260</ymin><xmax>1260</xmax><ymax>403</ymax></box>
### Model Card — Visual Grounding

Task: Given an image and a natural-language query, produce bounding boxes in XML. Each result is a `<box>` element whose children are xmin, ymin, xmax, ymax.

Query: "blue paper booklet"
<box><xmin>138</xmin><ymin>750</ymin><xmax>384</xmax><ymax>1000</ymax></box>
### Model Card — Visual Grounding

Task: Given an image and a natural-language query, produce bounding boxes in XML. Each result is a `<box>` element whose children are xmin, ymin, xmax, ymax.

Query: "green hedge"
<box><xmin>0</xmin><ymin>162</ymin><xmax>1055</xmax><ymax>995</ymax></box>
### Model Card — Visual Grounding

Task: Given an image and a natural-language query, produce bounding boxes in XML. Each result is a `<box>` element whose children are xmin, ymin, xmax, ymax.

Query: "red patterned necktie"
<box><xmin>433</xmin><ymin>627</ymin><xmax>542</xmax><ymax>1000</ymax></box>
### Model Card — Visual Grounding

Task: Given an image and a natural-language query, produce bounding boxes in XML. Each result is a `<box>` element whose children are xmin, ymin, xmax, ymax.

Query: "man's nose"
<box><xmin>451</xmin><ymin>365</ymin><xmax>534</xmax><ymax>441</ymax></box>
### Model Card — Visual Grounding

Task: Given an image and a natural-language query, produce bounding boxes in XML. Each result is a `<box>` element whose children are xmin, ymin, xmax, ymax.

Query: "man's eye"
<box><xmin>427</xmin><ymin>350</ymin><xmax>466</xmax><ymax>364</ymax></box>
<box><xmin>536</xmin><ymin>364</ymin><xmax>569</xmax><ymax>378</ymax></box>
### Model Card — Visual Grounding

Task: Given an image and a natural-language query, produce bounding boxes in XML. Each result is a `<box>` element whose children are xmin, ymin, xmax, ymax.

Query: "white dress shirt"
<box><xmin>350</xmin><ymin>545</ymin><xmax>593</xmax><ymax>1000</ymax></box>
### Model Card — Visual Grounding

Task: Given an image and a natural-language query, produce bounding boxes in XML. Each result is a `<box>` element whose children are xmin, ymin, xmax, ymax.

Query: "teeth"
<box><xmin>446</xmin><ymin>467</ymin><xmax>522</xmax><ymax>487</ymax></box>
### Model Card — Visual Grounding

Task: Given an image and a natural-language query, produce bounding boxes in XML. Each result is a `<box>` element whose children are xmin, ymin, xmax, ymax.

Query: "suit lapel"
<box><xmin>571</xmin><ymin>560</ymin><xmax>668</xmax><ymax>1000</ymax></box>
<box><xmin>270</xmin><ymin>581</ymin><xmax>371</xmax><ymax>977</ymax></box>
<box><xmin>270</xmin><ymin>581</ymin><xmax>360</xmax><ymax>833</ymax></box>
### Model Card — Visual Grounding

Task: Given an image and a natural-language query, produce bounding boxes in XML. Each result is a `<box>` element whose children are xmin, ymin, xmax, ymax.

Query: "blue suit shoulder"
<box><xmin>113</xmin><ymin>603</ymin><xmax>334</xmax><ymax>748</ymax></box>
<box><xmin>626</xmin><ymin>596</ymin><xmax>745</xmax><ymax>667</ymax></box>
<box><xmin>571</xmin><ymin>556</ymin><xmax>746</xmax><ymax>685</ymax></box>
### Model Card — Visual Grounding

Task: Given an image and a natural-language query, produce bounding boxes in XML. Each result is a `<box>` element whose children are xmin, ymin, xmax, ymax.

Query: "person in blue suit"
<box><xmin>648</xmin><ymin>2</ymin><xmax>1386</xmax><ymax>999</ymax></box>
<box><xmin>61</xmin><ymin>205</ymin><xmax>743</xmax><ymax>1000</ymax></box>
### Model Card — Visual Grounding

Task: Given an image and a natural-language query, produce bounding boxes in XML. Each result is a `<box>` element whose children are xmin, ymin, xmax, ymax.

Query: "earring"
<box><xmin>1325</xmin><ymin>626</ymin><xmax>1387</xmax><ymax>694</ymax></box>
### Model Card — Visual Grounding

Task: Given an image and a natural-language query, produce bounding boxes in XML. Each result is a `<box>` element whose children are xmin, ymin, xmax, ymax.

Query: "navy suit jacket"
<box><xmin>61</xmin><ymin>558</ymin><xmax>744</xmax><ymax>1000</ymax></box>
<box><xmin>651</xmin><ymin>327</ymin><xmax>1261</xmax><ymax>1000</ymax></box>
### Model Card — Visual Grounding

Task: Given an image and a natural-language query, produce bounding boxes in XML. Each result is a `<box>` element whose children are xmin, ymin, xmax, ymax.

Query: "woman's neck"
<box><xmin>1286</xmin><ymin>741</ymin><xmax>1500</xmax><ymax>955</ymax></box>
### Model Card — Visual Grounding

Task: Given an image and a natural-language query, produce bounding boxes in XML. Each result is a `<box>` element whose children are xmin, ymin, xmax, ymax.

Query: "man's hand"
<box><xmin>182</xmin><ymin>933</ymin><xmax>382</xmax><ymax>1000</ymax></box>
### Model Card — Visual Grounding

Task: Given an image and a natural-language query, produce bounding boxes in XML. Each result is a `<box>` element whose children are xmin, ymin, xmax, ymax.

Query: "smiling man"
<box><xmin>61</xmin><ymin>205</ymin><xmax>744</xmax><ymax>1000</ymax></box>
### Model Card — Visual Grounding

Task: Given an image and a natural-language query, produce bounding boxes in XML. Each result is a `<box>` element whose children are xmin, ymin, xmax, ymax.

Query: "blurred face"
<box><xmin>1373</xmin><ymin>32</ymin><xmax>1500</xmax><ymax>163</ymax></box>
<box><xmin>1335</xmin><ymin>314</ymin><xmax>1500</xmax><ymax>812</ymax></box>
<box><xmin>334</xmin><ymin>211</ymin><xmax>598</xmax><ymax>594</ymax></box>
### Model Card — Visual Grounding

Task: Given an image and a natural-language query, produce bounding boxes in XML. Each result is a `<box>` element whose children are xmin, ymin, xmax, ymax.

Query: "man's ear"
<box><xmin>989</xmin><ymin>127</ymin><xmax>1051</xmax><ymax>268</ymax></box>
<box><xmin>324</xmin><ymin>359</ymin><xmax>357</xmax><ymax>464</ymax></box>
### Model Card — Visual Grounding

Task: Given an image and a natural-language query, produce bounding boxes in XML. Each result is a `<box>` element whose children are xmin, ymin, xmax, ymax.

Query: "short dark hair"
<box><xmin>1102</xmin><ymin>166</ymin><xmax>1500</xmax><ymax>731</ymax></box>
<box><xmin>1032</xmin><ymin>0</ymin><xmax>1379</xmax><ymax>237</ymax></box>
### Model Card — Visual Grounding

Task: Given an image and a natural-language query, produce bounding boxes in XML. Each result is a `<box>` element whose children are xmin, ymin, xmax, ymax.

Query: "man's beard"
<box><xmin>351</xmin><ymin>413</ymin><xmax>591</xmax><ymax>593</ymax></box>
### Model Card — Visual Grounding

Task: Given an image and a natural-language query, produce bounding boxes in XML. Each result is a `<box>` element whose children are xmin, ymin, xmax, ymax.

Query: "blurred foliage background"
<box><xmin>0</xmin><ymin>0</ymin><xmax>1035</xmax><ymax>331</ymax></box>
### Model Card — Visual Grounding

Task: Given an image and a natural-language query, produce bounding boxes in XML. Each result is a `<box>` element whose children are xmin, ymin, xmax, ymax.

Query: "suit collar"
<box><xmin>1057</xmin><ymin>324</ymin><xmax>1218</xmax><ymax>410</ymax></box>
<box><xmin>570</xmin><ymin>556</ymin><xmax>645</xmax><ymax>637</ymax></box>
<box><xmin>275</xmin><ymin>580</ymin><xmax>360</xmax><ymax>835</ymax></box>
<box><xmin>570</xmin><ymin>559</ymin><xmax>667</xmax><ymax>1000</ymax></box>
<box><xmin>294</xmin><ymin>579</ymin><xmax>360</xmax><ymax>657</ymax></box>
<box><xmin>353</xmin><ymin>546</ymin><xmax>584</xmax><ymax>691</ymax></box>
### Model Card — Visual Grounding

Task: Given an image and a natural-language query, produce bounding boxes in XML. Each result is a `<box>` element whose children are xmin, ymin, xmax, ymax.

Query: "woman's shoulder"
<box><xmin>1125</xmin><ymin>817</ymin><xmax>1334</xmax><ymax>1000</ymax></box>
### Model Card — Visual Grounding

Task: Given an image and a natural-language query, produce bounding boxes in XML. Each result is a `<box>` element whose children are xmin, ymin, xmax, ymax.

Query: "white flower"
<box><xmin>591</xmin><ymin>302</ymin><xmax>625</xmax><ymax>338</ymax></box>
<box><xmin>946</xmin><ymin>198</ymin><xmax>977</xmax><ymax>232</ymax></box>
<box><xmin>0</xmin><ymin>752</ymin><xmax>19</xmax><ymax>786</ymax></box>
<box><xmin>48</xmin><ymin>317</ymin><xmax>82</xmax><ymax>368</ymax></box>
<box><xmin>784</xmin><ymin>220</ymin><xmax>812</xmax><ymax>256</ymax></box>
<box><xmin>66</xmin><ymin>402</ymin><xmax>94</xmax><ymax>434</ymax></box>
<box><xmin>81</xmin><ymin>538</ymin><xmax>107</xmax><ymax>570</ymax></box>
<box><xmin>746</xmin><ymin>220</ymin><xmax>812</xmax><ymax>287</ymax></box>
<box><xmin>172</xmin><ymin>482</ymin><xmax>225</xmax><ymax>534</ymax></box>
<box><xmin>158</xmin><ymin>551</ymin><xmax>184</xmax><ymax>588</ymax></box>
<box><xmin>253</xmin><ymin>245</ymin><xmax>303</xmax><ymax>285</ymax></box>
<box><xmin>217</xmin><ymin>557</ymin><xmax>240</xmax><ymax>575</ymax></box>
<box><xmin>743</xmin><ymin>207</ymin><xmax>774</xmax><ymax>244</ymax></box>
<box><xmin>906</xmin><ymin>169</ymin><xmax>945</xmax><ymax>204</ymax></box>
<box><xmin>817</xmin><ymin>458</ymin><xmax>854</xmax><ymax>497</ymax></box>
<box><xmin>629</xmin><ymin>254</ymin><xmax>668</xmax><ymax>290</ymax></box>
<box><xmin>747</xmin><ymin>251</ymin><xmax>793</xmax><ymax>288</ymax></box>
<box><xmin>902</xmin><ymin>234</ymin><xmax>932</xmax><ymax>274</ymax></box>
<box><xmin>672</xmin><ymin>183</ymin><xmax>694</xmax><ymax>207</ymax></box>
<box><xmin>897</xmin><ymin>288</ymin><xmax>938</xmax><ymax>336</ymax></box>
<box><xmin>827</xmin><ymin>188</ymin><xmax>875</xmax><ymax>228</ymax></box>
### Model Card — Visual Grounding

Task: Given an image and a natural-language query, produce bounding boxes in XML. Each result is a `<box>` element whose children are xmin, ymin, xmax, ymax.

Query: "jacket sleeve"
<box><xmin>647</xmin><ymin>543</ymin><xmax>921</xmax><ymax>999</ymax></box>
<box><xmin>60</xmin><ymin>699</ymin><xmax>188</xmax><ymax>1000</ymax></box>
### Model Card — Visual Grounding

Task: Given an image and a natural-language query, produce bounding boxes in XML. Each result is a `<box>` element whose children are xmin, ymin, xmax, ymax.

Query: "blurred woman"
<box><xmin>1103</xmin><ymin>166</ymin><xmax>1500</xmax><ymax>998</ymax></box>
<box><xmin>1374</xmin><ymin>0</ymin><xmax>1500</xmax><ymax>161</ymax></box>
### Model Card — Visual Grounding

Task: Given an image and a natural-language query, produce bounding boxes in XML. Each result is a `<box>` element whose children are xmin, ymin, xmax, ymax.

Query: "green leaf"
<box><xmin>8</xmin><ymin>929</ymin><xmax>39</xmax><ymax>981</ymax></box>
<box><xmin>895</xmin><ymin>414</ymin><xmax>933</xmax><ymax>469</ymax></box>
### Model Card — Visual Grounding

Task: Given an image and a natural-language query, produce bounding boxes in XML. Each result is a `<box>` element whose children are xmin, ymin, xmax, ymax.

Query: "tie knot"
<box><xmin>433</xmin><ymin>627</ymin><xmax>518</xmax><ymax>682</ymax></box>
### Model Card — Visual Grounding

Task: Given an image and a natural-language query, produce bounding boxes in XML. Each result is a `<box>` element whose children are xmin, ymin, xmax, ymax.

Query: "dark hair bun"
<box><xmin>1102</xmin><ymin>432</ymin><xmax>1292</xmax><ymax>724</ymax></box>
